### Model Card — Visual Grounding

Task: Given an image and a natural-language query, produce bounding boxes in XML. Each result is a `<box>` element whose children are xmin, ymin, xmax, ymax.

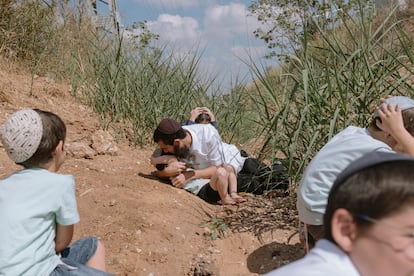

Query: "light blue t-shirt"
<box><xmin>0</xmin><ymin>168</ymin><xmax>80</xmax><ymax>276</ymax></box>
<box><xmin>297</xmin><ymin>126</ymin><xmax>393</xmax><ymax>225</ymax></box>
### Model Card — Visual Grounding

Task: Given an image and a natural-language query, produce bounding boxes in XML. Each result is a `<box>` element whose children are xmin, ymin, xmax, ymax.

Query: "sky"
<box><xmin>96</xmin><ymin>0</ymin><xmax>276</xmax><ymax>90</ymax></box>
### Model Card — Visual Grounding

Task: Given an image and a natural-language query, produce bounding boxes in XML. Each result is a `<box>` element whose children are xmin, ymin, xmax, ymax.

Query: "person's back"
<box><xmin>182</xmin><ymin>123</ymin><xmax>245</xmax><ymax>173</ymax></box>
<box><xmin>0</xmin><ymin>169</ymin><xmax>77</xmax><ymax>275</ymax></box>
<box><xmin>297</xmin><ymin>126</ymin><xmax>391</xmax><ymax>225</ymax></box>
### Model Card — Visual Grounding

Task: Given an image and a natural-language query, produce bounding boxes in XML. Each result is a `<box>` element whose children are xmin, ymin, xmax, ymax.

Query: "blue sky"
<box><xmin>97</xmin><ymin>0</ymin><xmax>276</xmax><ymax>89</ymax></box>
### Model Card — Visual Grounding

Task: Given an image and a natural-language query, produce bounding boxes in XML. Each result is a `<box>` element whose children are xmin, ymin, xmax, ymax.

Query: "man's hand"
<box><xmin>155</xmin><ymin>161</ymin><xmax>186</xmax><ymax>178</ymax></box>
<box><xmin>165</xmin><ymin>161</ymin><xmax>186</xmax><ymax>175</ymax></box>
<box><xmin>171</xmin><ymin>171</ymin><xmax>195</xmax><ymax>188</ymax></box>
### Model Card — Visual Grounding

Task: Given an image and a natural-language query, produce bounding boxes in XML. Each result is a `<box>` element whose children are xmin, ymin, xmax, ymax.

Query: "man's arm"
<box><xmin>150</xmin><ymin>148</ymin><xmax>176</xmax><ymax>165</ymax></box>
<box><xmin>55</xmin><ymin>224</ymin><xmax>74</xmax><ymax>253</ymax></box>
<box><xmin>155</xmin><ymin>161</ymin><xmax>186</xmax><ymax>178</ymax></box>
<box><xmin>171</xmin><ymin>165</ymin><xmax>219</xmax><ymax>188</ymax></box>
<box><xmin>151</xmin><ymin>155</ymin><xmax>177</xmax><ymax>166</ymax></box>
<box><xmin>151</xmin><ymin>148</ymin><xmax>187</xmax><ymax>178</ymax></box>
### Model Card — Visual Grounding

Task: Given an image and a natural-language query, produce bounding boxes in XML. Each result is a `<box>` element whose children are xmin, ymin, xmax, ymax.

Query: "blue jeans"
<box><xmin>50</xmin><ymin>237</ymin><xmax>114</xmax><ymax>276</ymax></box>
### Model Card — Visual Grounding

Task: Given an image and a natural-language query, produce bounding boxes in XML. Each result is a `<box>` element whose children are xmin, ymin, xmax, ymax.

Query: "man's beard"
<box><xmin>174</xmin><ymin>144</ymin><xmax>190</xmax><ymax>159</ymax></box>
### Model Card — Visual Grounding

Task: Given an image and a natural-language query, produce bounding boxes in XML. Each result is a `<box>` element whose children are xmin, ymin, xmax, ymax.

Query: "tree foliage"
<box><xmin>249</xmin><ymin>0</ymin><xmax>372</xmax><ymax>58</ymax></box>
<box><xmin>126</xmin><ymin>21</ymin><xmax>160</xmax><ymax>53</ymax></box>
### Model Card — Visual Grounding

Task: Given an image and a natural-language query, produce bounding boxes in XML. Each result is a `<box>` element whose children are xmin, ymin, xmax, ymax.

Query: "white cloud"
<box><xmin>146</xmin><ymin>14</ymin><xmax>203</xmax><ymax>49</ymax></box>
<box><xmin>134</xmin><ymin>0</ymin><xmax>202</xmax><ymax>9</ymax></box>
<box><xmin>203</xmin><ymin>3</ymin><xmax>261</xmax><ymax>40</ymax></box>
<box><xmin>197</xmin><ymin>3</ymin><xmax>270</xmax><ymax>81</ymax></box>
<box><xmin>124</xmin><ymin>1</ymin><xmax>274</xmax><ymax>89</ymax></box>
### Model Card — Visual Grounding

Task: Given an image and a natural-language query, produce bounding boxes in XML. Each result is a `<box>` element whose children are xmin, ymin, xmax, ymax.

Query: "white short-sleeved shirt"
<box><xmin>264</xmin><ymin>239</ymin><xmax>360</xmax><ymax>276</ymax></box>
<box><xmin>0</xmin><ymin>168</ymin><xmax>80</xmax><ymax>276</ymax></box>
<box><xmin>182</xmin><ymin>124</ymin><xmax>246</xmax><ymax>173</ymax></box>
<box><xmin>297</xmin><ymin>126</ymin><xmax>393</xmax><ymax>225</ymax></box>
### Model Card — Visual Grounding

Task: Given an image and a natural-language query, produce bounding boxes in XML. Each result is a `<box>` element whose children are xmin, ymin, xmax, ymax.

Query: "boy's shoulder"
<box><xmin>37</xmin><ymin>169</ymin><xmax>74</xmax><ymax>182</ymax></box>
<box><xmin>327</xmin><ymin>126</ymin><xmax>372</xmax><ymax>144</ymax></box>
<box><xmin>3</xmin><ymin>168</ymin><xmax>74</xmax><ymax>184</ymax></box>
<box><xmin>0</xmin><ymin>169</ymin><xmax>76</xmax><ymax>201</ymax></box>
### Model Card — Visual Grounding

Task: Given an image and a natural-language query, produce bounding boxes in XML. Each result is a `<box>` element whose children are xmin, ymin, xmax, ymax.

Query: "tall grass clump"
<box><xmin>0</xmin><ymin>0</ymin><xmax>61</xmax><ymax>77</ymax></box>
<box><xmin>69</xmin><ymin>32</ymin><xmax>200</xmax><ymax>145</ymax></box>
<box><xmin>249</xmin><ymin>1</ymin><xmax>414</xmax><ymax>185</ymax></box>
<box><xmin>67</xmin><ymin>27</ymin><xmax>250</xmax><ymax>146</ymax></box>
<box><xmin>0</xmin><ymin>1</ymin><xmax>101</xmax><ymax>82</ymax></box>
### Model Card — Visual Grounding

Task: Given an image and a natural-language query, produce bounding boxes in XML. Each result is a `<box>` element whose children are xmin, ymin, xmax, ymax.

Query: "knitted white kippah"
<box><xmin>0</xmin><ymin>109</ymin><xmax>43</xmax><ymax>163</ymax></box>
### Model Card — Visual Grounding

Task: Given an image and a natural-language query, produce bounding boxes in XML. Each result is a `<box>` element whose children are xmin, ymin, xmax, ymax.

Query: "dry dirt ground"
<box><xmin>0</xmin><ymin>60</ymin><xmax>303</xmax><ymax>276</ymax></box>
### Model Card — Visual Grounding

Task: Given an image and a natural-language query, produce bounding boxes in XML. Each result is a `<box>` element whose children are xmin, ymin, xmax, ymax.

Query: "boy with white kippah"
<box><xmin>0</xmin><ymin>109</ymin><xmax>113</xmax><ymax>275</ymax></box>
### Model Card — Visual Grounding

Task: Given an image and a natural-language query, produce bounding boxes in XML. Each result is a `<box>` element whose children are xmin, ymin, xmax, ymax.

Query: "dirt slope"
<box><xmin>0</xmin><ymin>60</ymin><xmax>301</xmax><ymax>275</ymax></box>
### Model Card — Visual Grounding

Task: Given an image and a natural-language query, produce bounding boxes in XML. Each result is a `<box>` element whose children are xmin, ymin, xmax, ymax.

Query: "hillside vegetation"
<box><xmin>1</xmin><ymin>0</ymin><xmax>414</xmax><ymax>185</ymax></box>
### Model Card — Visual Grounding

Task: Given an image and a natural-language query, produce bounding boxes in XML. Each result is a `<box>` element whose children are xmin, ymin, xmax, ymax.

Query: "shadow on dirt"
<box><xmin>247</xmin><ymin>241</ymin><xmax>303</xmax><ymax>274</ymax></box>
<box><xmin>137</xmin><ymin>171</ymin><xmax>171</xmax><ymax>184</ymax></box>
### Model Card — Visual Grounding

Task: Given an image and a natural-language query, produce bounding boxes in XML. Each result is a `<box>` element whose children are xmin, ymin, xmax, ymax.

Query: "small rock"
<box><xmin>66</xmin><ymin>141</ymin><xmax>97</xmax><ymax>159</ymax></box>
<box><xmin>191</xmin><ymin>254</ymin><xmax>219</xmax><ymax>276</ymax></box>
<box><xmin>91</xmin><ymin>130</ymin><xmax>119</xmax><ymax>155</ymax></box>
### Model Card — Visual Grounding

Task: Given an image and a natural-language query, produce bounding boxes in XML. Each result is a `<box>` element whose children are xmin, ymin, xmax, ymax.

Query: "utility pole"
<box><xmin>90</xmin><ymin>0</ymin><xmax>120</xmax><ymax>35</ymax></box>
<box><xmin>109</xmin><ymin>0</ymin><xmax>120</xmax><ymax>36</ymax></box>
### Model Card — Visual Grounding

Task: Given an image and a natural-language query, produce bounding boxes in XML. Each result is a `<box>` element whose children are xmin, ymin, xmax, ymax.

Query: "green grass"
<box><xmin>66</xmin><ymin>29</ymin><xmax>249</xmax><ymax>146</ymax></box>
<box><xmin>248</xmin><ymin>1</ymin><xmax>414</xmax><ymax>185</ymax></box>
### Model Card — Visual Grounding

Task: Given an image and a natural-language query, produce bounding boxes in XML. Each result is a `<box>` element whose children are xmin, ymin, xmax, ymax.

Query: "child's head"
<box><xmin>324</xmin><ymin>151</ymin><xmax>414</xmax><ymax>275</ymax></box>
<box><xmin>371</xmin><ymin>96</ymin><xmax>414</xmax><ymax>135</ymax></box>
<box><xmin>195</xmin><ymin>113</ymin><xmax>211</xmax><ymax>124</ymax></box>
<box><xmin>0</xmin><ymin>109</ymin><xmax>66</xmax><ymax>168</ymax></box>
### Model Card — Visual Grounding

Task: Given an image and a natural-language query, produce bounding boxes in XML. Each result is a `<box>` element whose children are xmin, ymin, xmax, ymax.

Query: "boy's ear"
<box><xmin>331</xmin><ymin>208</ymin><xmax>358</xmax><ymax>253</ymax></box>
<box><xmin>53</xmin><ymin>140</ymin><xmax>64</xmax><ymax>155</ymax></box>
